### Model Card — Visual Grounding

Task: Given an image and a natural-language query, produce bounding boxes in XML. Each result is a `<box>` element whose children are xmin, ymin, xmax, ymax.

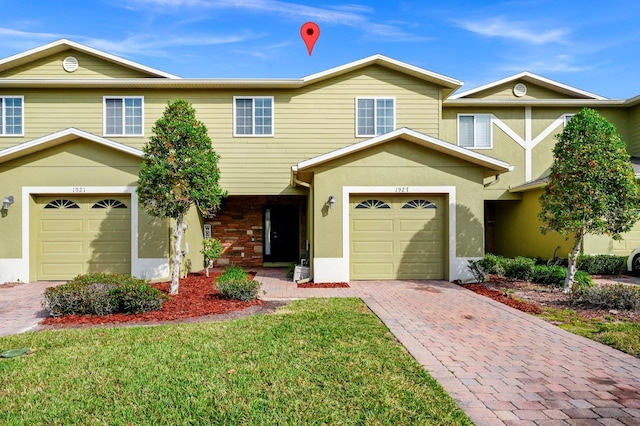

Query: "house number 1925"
<box><xmin>395</xmin><ymin>186</ymin><xmax>409</xmax><ymax>193</ymax></box>
<box><xmin>72</xmin><ymin>187</ymin><xmax>86</xmax><ymax>193</ymax></box>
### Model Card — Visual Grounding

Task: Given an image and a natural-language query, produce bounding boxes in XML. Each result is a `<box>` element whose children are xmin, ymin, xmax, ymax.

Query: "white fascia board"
<box><xmin>449</xmin><ymin>71</ymin><xmax>607</xmax><ymax>100</ymax></box>
<box><xmin>294</xmin><ymin>128</ymin><xmax>512</xmax><ymax>173</ymax></box>
<box><xmin>302</xmin><ymin>54</ymin><xmax>462</xmax><ymax>89</ymax></box>
<box><xmin>0</xmin><ymin>128</ymin><xmax>143</xmax><ymax>164</ymax></box>
<box><xmin>0</xmin><ymin>39</ymin><xmax>180</xmax><ymax>79</ymax></box>
<box><xmin>0</xmin><ymin>78</ymin><xmax>304</xmax><ymax>89</ymax></box>
<box><xmin>444</xmin><ymin>99</ymin><xmax>625</xmax><ymax>107</ymax></box>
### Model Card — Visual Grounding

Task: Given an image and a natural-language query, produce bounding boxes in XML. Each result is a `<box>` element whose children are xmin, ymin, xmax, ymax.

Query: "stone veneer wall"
<box><xmin>206</xmin><ymin>195</ymin><xmax>307</xmax><ymax>267</ymax></box>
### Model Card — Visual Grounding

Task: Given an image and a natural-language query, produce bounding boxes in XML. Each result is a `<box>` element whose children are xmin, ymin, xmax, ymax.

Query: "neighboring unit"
<box><xmin>1</xmin><ymin>39</ymin><xmax>638</xmax><ymax>283</ymax></box>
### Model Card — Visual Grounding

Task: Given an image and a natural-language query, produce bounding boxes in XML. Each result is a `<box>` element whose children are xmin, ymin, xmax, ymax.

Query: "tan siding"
<box><xmin>628</xmin><ymin>105</ymin><xmax>640</xmax><ymax>156</ymax></box>
<box><xmin>466</xmin><ymin>81</ymin><xmax>575</xmax><ymax>100</ymax></box>
<box><xmin>0</xmin><ymin>51</ymin><xmax>152</xmax><ymax>79</ymax></box>
<box><xmin>0</xmin><ymin>65</ymin><xmax>444</xmax><ymax>195</ymax></box>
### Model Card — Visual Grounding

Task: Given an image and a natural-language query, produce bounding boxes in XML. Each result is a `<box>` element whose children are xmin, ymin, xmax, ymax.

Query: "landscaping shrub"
<box><xmin>531</xmin><ymin>265</ymin><xmax>566</xmax><ymax>288</ymax></box>
<box><xmin>503</xmin><ymin>256</ymin><xmax>536</xmax><ymax>282</ymax></box>
<box><xmin>43</xmin><ymin>273</ymin><xmax>167</xmax><ymax>317</ymax></box>
<box><xmin>571</xmin><ymin>283</ymin><xmax>640</xmax><ymax>310</ymax></box>
<box><xmin>215</xmin><ymin>266</ymin><xmax>261</xmax><ymax>301</ymax></box>
<box><xmin>576</xmin><ymin>254</ymin><xmax>627</xmax><ymax>275</ymax></box>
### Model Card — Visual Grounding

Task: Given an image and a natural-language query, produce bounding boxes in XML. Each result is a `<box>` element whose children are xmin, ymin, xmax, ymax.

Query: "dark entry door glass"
<box><xmin>264</xmin><ymin>205</ymin><xmax>299</xmax><ymax>262</ymax></box>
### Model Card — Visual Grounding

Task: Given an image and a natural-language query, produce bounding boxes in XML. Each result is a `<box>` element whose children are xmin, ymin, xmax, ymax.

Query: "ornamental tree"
<box><xmin>539</xmin><ymin>107</ymin><xmax>640</xmax><ymax>293</ymax></box>
<box><xmin>137</xmin><ymin>100</ymin><xmax>225</xmax><ymax>294</ymax></box>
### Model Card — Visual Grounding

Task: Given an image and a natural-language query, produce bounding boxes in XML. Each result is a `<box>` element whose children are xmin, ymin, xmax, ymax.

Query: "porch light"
<box><xmin>328</xmin><ymin>195</ymin><xmax>336</xmax><ymax>210</ymax></box>
<box><xmin>2</xmin><ymin>195</ymin><xmax>14</xmax><ymax>210</ymax></box>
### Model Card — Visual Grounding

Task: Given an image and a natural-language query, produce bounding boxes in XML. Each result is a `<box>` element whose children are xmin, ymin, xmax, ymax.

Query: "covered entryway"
<box><xmin>350</xmin><ymin>195</ymin><xmax>445</xmax><ymax>279</ymax></box>
<box><xmin>34</xmin><ymin>195</ymin><xmax>131</xmax><ymax>280</ymax></box>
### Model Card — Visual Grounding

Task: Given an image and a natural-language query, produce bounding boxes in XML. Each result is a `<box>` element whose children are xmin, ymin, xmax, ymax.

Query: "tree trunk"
<box><xmin>563</xmin><ymin>235</ymin><xmax>582</xmax><ymax>294</ymax></box>
<box><xmin>170</xmin><ymin>213</ymin><xmax>184</xmax><ymax>295</ymax></box>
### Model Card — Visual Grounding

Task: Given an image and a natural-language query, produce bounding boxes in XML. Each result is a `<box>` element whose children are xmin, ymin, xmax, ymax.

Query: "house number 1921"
<box><xmin>72</xmin><ymin>187</ymin><xmax>86</xmax><ymax>193</ymax></box>
<box><xmin>395</xmin><ymin>186</ymin><xmax>409</xmax><ymax>193</ymax></box>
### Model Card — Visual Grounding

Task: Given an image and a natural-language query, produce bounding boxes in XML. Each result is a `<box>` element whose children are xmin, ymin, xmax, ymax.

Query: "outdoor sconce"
<box><xmin>328</xmin><ymin>195</ymin><xmax>336</xmax><ymax>210</ymax></box>
<box><xmin>2</xmin><ymin>195</ymin><xmax>14</xmax><ymax>210</ymax></box>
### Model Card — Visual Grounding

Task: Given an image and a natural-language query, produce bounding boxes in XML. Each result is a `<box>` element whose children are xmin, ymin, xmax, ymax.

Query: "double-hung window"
<box><xmin>234</xmin><ymin>96</ymin><xmax>274</xmax><ymax>136</ymax></box>
<box><xmin>458</xmin><ymin>114</ymin><xmax>492</xmax><ymax>148</ymax></box>
<box><xmin>0</xmin><ymin>96</ymin><xmax>23</xmax><ymax>136</ymax></box>
<box><xmin>104</xmin><ymin>96</ymin><xmax>143</xmax><ymax>136</ymax></box>
<box><xmin>356</xmin><ymin>97</ymin><xmax>395</xmax><ymax>137</ymax></box>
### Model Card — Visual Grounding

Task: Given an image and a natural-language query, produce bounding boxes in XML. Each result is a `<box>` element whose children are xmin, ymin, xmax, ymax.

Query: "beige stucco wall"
<box><xmin>309</xmin><ymin>140</ymin><xmax>486</xmax><ymax>262</ymax></box>
<box><xmin>0</xmin><ymin>139</ymin><xmax>168</xmax><ymax>262</ymax></box>
<box><xmin>493</xmin><ymin>189</ymin><xmax>574</xmax><ymax>259</ymax></box>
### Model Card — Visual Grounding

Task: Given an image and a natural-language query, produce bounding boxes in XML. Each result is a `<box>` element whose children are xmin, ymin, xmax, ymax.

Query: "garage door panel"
<box><xmin>350</xmin><ymin>195</ymin><xmax>445</xmax><ymax>280</ymax></box>
<box><xmin>35</xmin><ymin>196</ymin><xmax>131</xmax><ymax>280</ymax></box>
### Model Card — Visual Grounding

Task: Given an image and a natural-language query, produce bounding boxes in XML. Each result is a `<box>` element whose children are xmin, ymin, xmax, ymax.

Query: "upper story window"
<box><xmin>458</xmin><ymin>114</ymin><xmax>492</xmax><ymax>149</ymax></box>
<box><xmin>104</xmin><ymin>96</ymin><xmax>143</xmax><ymax>136</ymax></box>
<box><xmin>234</xmin><ymin>96</ymin><xmax>274</xmax><ymax>136</ymax></box>
<box><xmin>356</xmin><ymin>97</ymin><xmax>395</xmax><ymax>137</ymax></box>
<box><xmin>564</xmin><ymin>114</ymin><xmax>575</xmax><ymax>126</ymax></box>
<box><xmin>0</xmin><ymin>96</ymin><xmax>23</xmax><ymax>136</ymax></box>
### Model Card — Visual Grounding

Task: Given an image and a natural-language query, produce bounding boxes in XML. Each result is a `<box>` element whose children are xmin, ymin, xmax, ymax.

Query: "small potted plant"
<box><xmin>201</xmin><ymin>238</ymin><xmax>223</xmax><ymax>277</ymax></box>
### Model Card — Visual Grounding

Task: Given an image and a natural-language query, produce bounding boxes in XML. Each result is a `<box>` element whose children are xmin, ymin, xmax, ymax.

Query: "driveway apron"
<box><xmin>0</xmin><ymin>281</ymin><xmax>60</xmax><ymax>337</ymax></box>
<box><xmin>256</xmin><ymin>271</ymin><xmax>640</xmax><ymax>426</ymax></box>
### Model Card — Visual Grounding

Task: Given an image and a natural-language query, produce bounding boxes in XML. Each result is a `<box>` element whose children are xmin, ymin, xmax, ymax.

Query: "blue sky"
<box><xmin>2</xmin><ymin>0</ymin><xmax>640</xmax><ymax>98</ymax></box>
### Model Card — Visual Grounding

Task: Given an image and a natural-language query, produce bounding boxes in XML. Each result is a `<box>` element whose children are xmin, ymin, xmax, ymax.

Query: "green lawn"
<box><xmin>0</xmin><ymin>298</ymin><xmax>471</xmax><ymax>425</ymax></box>
<box><xmin>539</xmin><ymin>308</ymin><xmax>640</xmax><ymax>357</ymax></box>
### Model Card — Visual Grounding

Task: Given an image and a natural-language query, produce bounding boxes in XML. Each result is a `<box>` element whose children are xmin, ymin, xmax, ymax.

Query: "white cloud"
<box><xmin>455</xmin><ymin>16</ymin><xmax>568</xmax><ymax>44</ymax></box>
<box><xmin>500</xmin><ymin>54</ymin><xmax>600</xmax><ymax>73</ymax></box>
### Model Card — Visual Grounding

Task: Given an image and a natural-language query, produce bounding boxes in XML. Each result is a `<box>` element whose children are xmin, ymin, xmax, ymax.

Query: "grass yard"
<box><xmin>539</xmin><ymin>307</ymin><xmax>640</xmax><ymax>357</ymax></box>
<box><xmin>0</xmin><ymin>298</ymin><xmax>471</xmax><ymax>425</ymax></box>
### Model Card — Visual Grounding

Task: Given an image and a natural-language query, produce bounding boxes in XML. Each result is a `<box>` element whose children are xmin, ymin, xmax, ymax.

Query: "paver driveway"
<box><xmin>258</xmin><ymin>271</ymin><xmax>640</xmax><ymax>425</ymax></box>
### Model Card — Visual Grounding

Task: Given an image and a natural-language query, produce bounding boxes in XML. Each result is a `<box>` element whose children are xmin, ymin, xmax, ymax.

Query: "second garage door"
<box><xmin>350</xmin><ymin>195</ymin><xmax>445</xmax><ymax>280</ymax></box>
<box><xmin>34</xmin><ymin>196</ymin><xmax>131</xmax><ymax>280</ymax></box>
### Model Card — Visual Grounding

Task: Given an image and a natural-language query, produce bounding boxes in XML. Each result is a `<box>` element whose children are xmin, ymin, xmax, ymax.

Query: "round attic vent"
<box><xmin>513</xmin><ymin>83</ymin><xmax>527</xmax><ymax>97</ymax></box>
<box><xmin>62</xmin><ymin>56</ymin><xmax>79</xmax><ymax>73</ymax></box>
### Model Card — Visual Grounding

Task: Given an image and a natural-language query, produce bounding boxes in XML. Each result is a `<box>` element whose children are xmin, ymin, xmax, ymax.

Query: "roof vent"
<box><xmin>63</xmin><ymin>56</ymin><xmax>79</xmax><ymax>73</ymax></box>
<box><xmin>513</xmin><ymin>83</ymin><xmax>527</xmax><ymax>97</ymax></box>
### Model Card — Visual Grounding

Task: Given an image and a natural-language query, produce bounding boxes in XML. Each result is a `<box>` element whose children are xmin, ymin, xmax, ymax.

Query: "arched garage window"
<box><xmin>44</xmin><ymin>199</ymin><xmax>80</xmax><ymax>209</ymax></box>
<box><xmin>92</xmin><ymin>199</ymin><xmax>127</xmax><ymax>209</ymax></box>
<box><xmin>402</xmin><ymin>199</ymin><xmax>436</xmax><ymax>209</ymax></box>
<box><xmin>355</xmin><ymin>199</ymin><xmax>390</xmax><ymax>209</ymax></box>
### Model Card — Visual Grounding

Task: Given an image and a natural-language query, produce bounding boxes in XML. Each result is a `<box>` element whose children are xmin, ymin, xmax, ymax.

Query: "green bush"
<box><xmin>531</xmin><ymin>265</ymin><xmax>566</xmax><ymax>288</ymax></box>
<box><xmin>479</xmin><ymin>254</ymin><xmax>508</xmax><ymax>276</ymax></box>
<box><xmin>216</xmin><ymin>266</ymin><xmax>260</xmax><ymax>301</ymax></box>
<box><xmin>503</xmin><ymin>256</ymin><xmax>536</xmax><ymax>282</ymax></box>
<box><xmin>43</xmin><ymin>273</ymin><xmax>167</xmax><ymax>317</ymax></box>
<box><xmin>576</xmin><ymin>254</ymin><xmax>627</xmax><ymax>275</ymax></box>
<box><xmin>571</xmin><ymin>283</ymin><xmax>640</xmax><ymax>310</ymax></box>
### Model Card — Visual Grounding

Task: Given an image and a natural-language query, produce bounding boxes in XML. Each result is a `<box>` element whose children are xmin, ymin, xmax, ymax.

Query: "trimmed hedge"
<box><xmin>576</xmin><ymin>254</ymin><xmax>627</xmax><ymax>276</ymax></box>
<box><xmin>215</xmin><ymin>266</ymin><xmax>261</xmax><ymax>301</ymax></box>
<box><xmin>43</xmin><ymin>273</ymin><xmax>167</xmax><ymax>317</ymax></box>
<box><xmin>571</xmin><ymin>283</ymin><xmax>640</xmax><ymax>310</ymax></box>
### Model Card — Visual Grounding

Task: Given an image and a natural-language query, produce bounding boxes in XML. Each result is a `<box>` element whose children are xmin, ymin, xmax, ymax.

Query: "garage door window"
<box><xmin>44</xmin><ymin>199</ymin><xmax>80</xmax><ymax>209</ymax></box>
<box><xmin>92</xmin><ymin>199</ymin><xmax>128</xmax><ymax>209</ymax></box>
<box><xmin>355</xmin><ymin>199</ymin><xmax>390</xmax><ymax>209</ymax></box>
<box><xmin>402</xmin><ymin>199</ymin><xmax>436</xmax><ymax>209</ymax></box>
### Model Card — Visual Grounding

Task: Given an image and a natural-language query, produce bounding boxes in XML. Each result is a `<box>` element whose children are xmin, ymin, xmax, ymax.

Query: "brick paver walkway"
<box><xmin>2</xmin><ymin>270</ymin><xmax>640</xmax><ymax>425</ymax></box>
<box><xmin>257</xmin><ymin>269</ymin><xmax>640</xmax><ymax>426</ymax></box>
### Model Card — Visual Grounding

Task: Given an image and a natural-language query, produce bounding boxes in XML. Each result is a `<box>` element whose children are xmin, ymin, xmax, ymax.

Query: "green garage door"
<box><xmin>34</xmin><ymin>196</ymin><xmax>131</xmax><ymax>280</ymax></box>
<box><xmin>350</xmin><ymin>195</ymin><xmax>445</xmax><ymax>280</ymax></box>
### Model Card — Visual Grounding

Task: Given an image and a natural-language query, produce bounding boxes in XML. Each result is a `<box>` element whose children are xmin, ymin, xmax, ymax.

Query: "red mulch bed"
<box><xmin>297</xmin><ymin>282</ymin><xmax>350</xmax><ymax>288</ymax></box>
<box><xmin>461</xmin><ymin>283</ymin><xmax>543</xmax><ymax>314</ymax></box>
<box><xmin>40</xmin><ymin>272</ymin><xmax>262</xmax><ymax>327</ymax></box>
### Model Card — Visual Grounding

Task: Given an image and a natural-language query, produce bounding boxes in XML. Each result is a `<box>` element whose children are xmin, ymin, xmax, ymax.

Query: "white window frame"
<box><xmin>457</xmin><ymin>114</ymin><xmax>493</xmax><ymax>149</ymax></box>
<box><xmin>355</xmin><ymin>97</ymin><xmax>396</xmax><ymax>137</ymax></box>
<box><xmin>233</xmin><ymin>96</ymin><xmax>274</xmax><ymax>137</ymax></box>
<box><xmin>564</xmin><ymin>114</ymin><xmax>575</xmax><ymax>126</ymax></box>
<box><xmin>103</xmin><ymin>96</ymin><xmax>144</xmax><ymax>137</ymax></box>
<box><xmin>0</xmin><ymin>95</ymin><xmax>24</xmax><ymax>137</ymax></box>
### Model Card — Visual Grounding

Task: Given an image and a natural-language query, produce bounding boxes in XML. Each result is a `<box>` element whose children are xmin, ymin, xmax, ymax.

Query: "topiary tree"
<box><xmin>539</xmin><ymin>107</ymin><xmax>640</xmax><ymax>293</ymax></box>
<box><xmin>137</xmin><ymin>100</ymin><xmax>226</xmax><ymax>294</ymax></box>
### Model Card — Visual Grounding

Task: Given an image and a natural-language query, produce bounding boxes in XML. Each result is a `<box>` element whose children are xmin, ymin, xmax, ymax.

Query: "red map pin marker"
<box><xmin>300</xmin><ymin>22</ymin><xmax>320</xmax><ymax>56</ymax></box>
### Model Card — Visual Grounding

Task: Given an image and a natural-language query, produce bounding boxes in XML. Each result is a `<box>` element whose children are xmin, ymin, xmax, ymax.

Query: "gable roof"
<box><xmin>449</xmin><ymin>71</ymin><xmax>607</xmax><ymax>101</ymax></box>
<box><xmin>292</xmin><ymin>127</ymin><xmax>513</xmax><ymax>185</ymax></box>
<box><xmin>303</xmin><ymin>54</ymin><xmax>463</xmax><ymax>98</ymax></box>
<box><xmin>0</xmin><ymin>128</ymin><xmax>143</xmax><ymax>164</ymax></box>
<box><xmin>0</xmin><ymin>39</ymin><xmax>179</xmax><ymax>79</ymax></box>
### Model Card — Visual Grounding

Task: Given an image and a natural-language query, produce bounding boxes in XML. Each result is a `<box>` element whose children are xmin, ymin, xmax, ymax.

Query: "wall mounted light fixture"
<box><xmin>2</xmin><ymin>195</ymin><xmax>14</xmax><ymax>210</ymax></box>
<box><xmin>328</xmin><ymin>195</ymin><xmax>336</xmax><ymax>210</ymax></box>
